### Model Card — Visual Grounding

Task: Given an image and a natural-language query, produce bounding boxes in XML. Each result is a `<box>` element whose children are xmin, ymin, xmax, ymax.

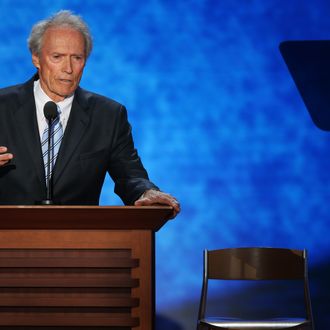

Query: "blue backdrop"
<box><xmin>1</xmin><ymin>0</ymin><xmax>330</xmax><ymax>329</ymax></box>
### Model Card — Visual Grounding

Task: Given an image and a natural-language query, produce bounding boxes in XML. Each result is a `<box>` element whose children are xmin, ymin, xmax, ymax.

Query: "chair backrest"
<box><xmin>207</xmin><ymin>247</ymin><xmax>305</xmax><ymax>280</ymax></box>
<box><xmin>198</xmin><ymin>247</ymin><xmax>313</xmax><ymax>326</ymax></box>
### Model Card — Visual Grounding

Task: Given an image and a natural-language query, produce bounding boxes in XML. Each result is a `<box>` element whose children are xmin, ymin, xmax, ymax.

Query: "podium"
<box><xmin>0</xmin><ymin>205</ymin><xmax>173</xmax><ymax>329</ymax></box>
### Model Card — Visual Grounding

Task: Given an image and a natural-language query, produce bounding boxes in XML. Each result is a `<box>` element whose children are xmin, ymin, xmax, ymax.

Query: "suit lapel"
<box><xmin>14</xmin><ymin>77</ymin><xmax>46</xmax><ymax>188</ymax></box>
<box><xmin>52</xmin><ymin>88</ymin><xmax>91</xmax><ymax>186</ymax></box>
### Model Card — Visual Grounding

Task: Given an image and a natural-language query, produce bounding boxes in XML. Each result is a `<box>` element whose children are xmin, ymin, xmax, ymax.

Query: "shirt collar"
<box><xmin>34</xmin><ymin>80</ymin><xmax>74</xmax><ymax>135</ymax></box>
<box><xmin>34</xmin><ymin>80</ymin><xmax>74</xmax><ymax>116</ymax></box>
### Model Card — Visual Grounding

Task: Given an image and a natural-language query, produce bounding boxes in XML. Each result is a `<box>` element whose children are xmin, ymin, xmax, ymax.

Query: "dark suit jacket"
<box><xmin>0</xmin><ymin>75</ymin><xmax>158</xmax><ymax>205</ymax></box>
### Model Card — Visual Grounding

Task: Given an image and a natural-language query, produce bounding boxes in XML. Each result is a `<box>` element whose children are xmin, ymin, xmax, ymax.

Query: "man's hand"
<box><xmin>134</xmin><ymin>189</ymin><xmax>181</xmax><ymax>219</ymax></box>
<box><xmin>0</xmin><ymin>146</ymin><xmax>13</xmax><ymax>167</ymax></box>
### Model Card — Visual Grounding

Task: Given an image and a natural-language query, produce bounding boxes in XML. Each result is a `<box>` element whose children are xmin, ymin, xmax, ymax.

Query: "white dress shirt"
<box><xmin>33</xmin><ymin>80</ymin><xmax>74</xmax><ymax>140</ymax></box>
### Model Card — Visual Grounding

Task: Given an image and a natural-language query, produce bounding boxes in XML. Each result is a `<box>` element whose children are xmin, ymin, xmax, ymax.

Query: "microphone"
<box><xmin>44</xmin><ymin>101</ymin><xmax>58</xmax><ymax>121</ymax></box>
<box><xmin>41</xmin><ymin>101</ymin><xmax>58</xmax><ymax>205</ymax></box>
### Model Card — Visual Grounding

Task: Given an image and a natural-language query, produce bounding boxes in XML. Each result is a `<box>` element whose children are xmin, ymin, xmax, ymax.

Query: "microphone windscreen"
<box><xmin>43</xmin><ymin>101</ymin><xmax>58</xmax><ymax>120</ymax></box>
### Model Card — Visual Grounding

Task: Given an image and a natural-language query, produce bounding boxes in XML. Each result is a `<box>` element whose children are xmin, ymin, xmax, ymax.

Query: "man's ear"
<box><xmin>32</xmin><ymin>53</ymin><xmax>40</xmax><ymax>69</ymax></box>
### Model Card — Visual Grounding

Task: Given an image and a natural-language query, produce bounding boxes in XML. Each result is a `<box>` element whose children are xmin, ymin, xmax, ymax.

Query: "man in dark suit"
<box><xmin>0</xmin><ymin>10</ymin><xmax>180</xmax><ymax>217</ymax></box>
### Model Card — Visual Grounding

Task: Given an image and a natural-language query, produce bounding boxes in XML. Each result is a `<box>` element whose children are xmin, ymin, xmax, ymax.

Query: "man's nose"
<box><xmin>62</xmin><ymin>57</ymin><xmax>73</xmax><ymax>73</ymax></box>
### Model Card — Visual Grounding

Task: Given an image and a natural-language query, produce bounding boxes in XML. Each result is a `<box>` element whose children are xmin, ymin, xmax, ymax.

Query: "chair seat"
<box><xmin>199</xmin><ymin>317</ymin><xmax>310</xmax><ymax>329</ymax></box>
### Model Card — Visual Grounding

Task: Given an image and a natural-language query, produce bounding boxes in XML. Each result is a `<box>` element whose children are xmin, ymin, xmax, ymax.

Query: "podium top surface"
<box><xmin>280</xmin><ymin>40</ymin><xmax>330</xmax><ymax>131</ymax></box>
<box><xmin>0</xmin><ymin>206</ymin><xmax>173</xmax><ymax>231</ymax></box>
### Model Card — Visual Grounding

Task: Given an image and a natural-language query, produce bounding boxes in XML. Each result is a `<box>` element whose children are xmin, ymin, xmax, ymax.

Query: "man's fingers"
<box><xmin>134</xmin><ymin>190</ymin><xmax>181</xmax><ymax>219</ymax></box>
<box><xmin>0</xmin><ymin>146</ymin><xmax>8</xmax><ymax>153</ymax></box>
<box><xmin>0</xmin><ymin>160</ymin><xmax>10</xmax><ymax>166</ymax></box>
<box><xmin>0</xmin><ymin>149</ymin><xmax>14</xmax><ymax>167</ymax></box>
<box><xmin>134</xmin><ymin>198</ymin><xmax>151</xmax><ymax>206</ymax></box>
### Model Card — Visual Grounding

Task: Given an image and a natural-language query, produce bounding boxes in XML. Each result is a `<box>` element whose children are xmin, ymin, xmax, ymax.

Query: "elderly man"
<box><xmin>0</xmin><ymin>10</ymin><xmax>180</xmax><ymax>217</ymax></box>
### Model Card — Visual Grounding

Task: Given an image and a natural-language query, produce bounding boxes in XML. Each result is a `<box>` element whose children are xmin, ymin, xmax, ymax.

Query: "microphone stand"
<box><xmin>36</xmin><ymin>101</ymin><xmax>58</xmax><ymax>205</ymax></box>
<box><xmin>42</xmin><ymin>116</ymin><xmax>54</xmax><ymax>205</ymax></box>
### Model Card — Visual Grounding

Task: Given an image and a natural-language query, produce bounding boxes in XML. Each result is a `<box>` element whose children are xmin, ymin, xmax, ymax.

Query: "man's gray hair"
<box><xmin>28</xmin><ymin>10</ymin><xmax>93</xmax><ymax>58</ymax></box>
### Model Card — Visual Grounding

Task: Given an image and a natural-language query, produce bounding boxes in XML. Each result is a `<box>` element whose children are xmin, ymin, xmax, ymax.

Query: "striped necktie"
<box><xmin>41</xmin><ymin>107</ymin><xmax>63</xmax><ymax>184</ymax></box>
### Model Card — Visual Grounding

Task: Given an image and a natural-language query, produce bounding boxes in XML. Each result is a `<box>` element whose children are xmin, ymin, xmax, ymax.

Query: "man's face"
<box><xmin>32</xmin><ymin>27</ymin><xmax>86</xmax><ymax>102</ymax></box>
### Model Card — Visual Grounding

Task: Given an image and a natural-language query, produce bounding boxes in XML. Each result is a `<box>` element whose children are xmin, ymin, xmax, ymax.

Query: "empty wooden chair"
<box><xmin>196</xmin><ymin>247</ymin><xmax>314</xmax><ymax>330</ymax></box>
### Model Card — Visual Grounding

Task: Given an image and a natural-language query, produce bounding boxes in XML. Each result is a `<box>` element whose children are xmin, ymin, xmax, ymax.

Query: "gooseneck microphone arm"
<box><xmin>46</xmin><ymin>116</ymin><xmax>53</xmax><ymax>202</ymax></box>
<box><xmin>41</xmin><ymin>101</ymin><xmax>58</xmax><ymax>205</ymax></box>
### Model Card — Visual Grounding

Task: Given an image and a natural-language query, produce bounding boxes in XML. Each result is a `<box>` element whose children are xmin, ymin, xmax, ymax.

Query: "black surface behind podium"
<box><xmin>280</xmin><ymin>40</ymin><xmax>330</xmax><ymax>131</ymax></box>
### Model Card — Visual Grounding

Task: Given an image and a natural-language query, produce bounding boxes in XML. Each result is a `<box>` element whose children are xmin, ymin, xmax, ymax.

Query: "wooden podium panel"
<box><xmin>0</xmin><ymin>206</ymin><xmax>172</xmax><ymax>329</ymax></box>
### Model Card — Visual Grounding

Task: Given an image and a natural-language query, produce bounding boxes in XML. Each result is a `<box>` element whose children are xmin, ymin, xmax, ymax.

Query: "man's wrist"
<box><xmin>138</xmin><ymin>188</ymin><xmax>159</xmax><ymax>200</ymax></box>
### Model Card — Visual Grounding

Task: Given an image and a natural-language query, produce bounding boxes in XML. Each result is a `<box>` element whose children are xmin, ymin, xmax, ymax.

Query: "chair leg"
<box><xmin>196</xmin><ymin>323</ymin><xmax>214</xmax><ymax>330</ymax></box>
<box><xmin>196</xmin><ymin>322</ymin><xmax>204</xmax><ymax>330</ymax></box>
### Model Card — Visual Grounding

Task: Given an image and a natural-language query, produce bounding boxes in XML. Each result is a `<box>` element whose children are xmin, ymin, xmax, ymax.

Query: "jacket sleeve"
<box><xmin>107</xmin><ymin>105</ymin><xmax>159</xmax><ymax>205</ymax></box>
